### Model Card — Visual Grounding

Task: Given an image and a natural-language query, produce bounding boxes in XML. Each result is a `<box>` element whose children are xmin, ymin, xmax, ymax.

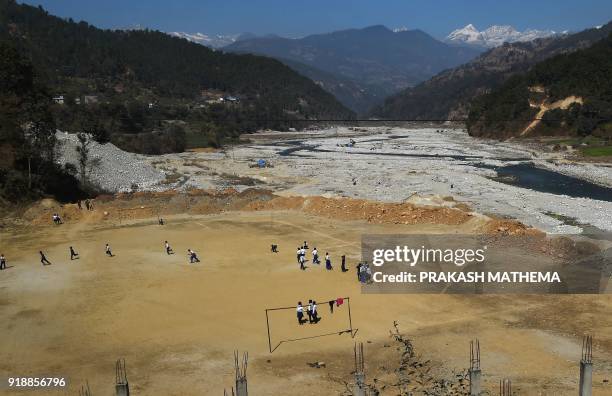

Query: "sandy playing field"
<box><xmin>1</xmin><ymin>206</ymin><xmax>612</xmax><ymax>395</ymax></box>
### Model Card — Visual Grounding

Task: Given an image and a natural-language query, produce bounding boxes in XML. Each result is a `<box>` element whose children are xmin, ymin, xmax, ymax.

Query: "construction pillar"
<box><xmin>469</xmin><ymin>339</ymin><xmax>482</xmax><ymax>396</ymax></box>
<box><xmin>115</xmin><ymin>359</ymin><xmax>129</xmax><ymax>396</ymax></box>
<box><xmin>234</xmin><ymin>351</ymin><xmax>248</xmax><ymax>396</ymax></box>
<box><xmin>353</xmin><ymin>343</ymin><xmax>367</xmax><ymax>396</ymax></box>
<box><xmin>499</xmin><ymin>379</ymin><xmax>511</xmax><ymax>396</ymax></box>
<box><xmin>579</xmin><ymin>335</ymin><xmax>593</xmax><ymax>396</ymax></box>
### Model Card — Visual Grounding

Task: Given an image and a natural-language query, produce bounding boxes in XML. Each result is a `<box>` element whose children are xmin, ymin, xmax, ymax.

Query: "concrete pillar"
<box><xmin>353</xmin><ymin>372</ymin><xmax>366</xmax><ymax>396</ymax></box>
<box><xmin>469</xmin><ymin>368</ymin><xmax>482</xmax><ymax>396</ymax></box>
<box><xmin>235</xmin><ymin>378</ymin><xmax>248</xmax><ymax>396</ymax></box>
<box><xmin>115</xmin><ymin>383</ymin><xmax>129</xmax><ymax>396</ymax></box>
<box><xmin>579</xmin><ymin>361</ymin><xmax>592</xmax><ymax>396</ymax></box>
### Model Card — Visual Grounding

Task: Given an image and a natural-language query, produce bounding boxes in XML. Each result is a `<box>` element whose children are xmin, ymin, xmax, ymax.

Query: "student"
<box><xmin>299</xmin><ymin>253</ymin><xmax>305</xmax><ymax>270</ymax></box>
<box><xmin>341</xmin><ymin>255</ymin><xmax>347</xmax><ymax>272</ymax></box>
<box><xmin>105</xmin><ymin>244</ymin><xmax>113</xmax><ymax>257</ymax></box>
<box><xmin>325</xmin><ymin>252</ymin><xmax>332</xmax><ymax>270</ymax></box>
<box><xmin>307</xmin><ymin>300</ymin><xmax>313</xmax><ymax>323</ymax></box>
<box><xmin>0</xmin><ymin>254</ymin><xmax>6</xmax><ymax>270</ymax></box>
<box><xmin>271</xmin><ymin>244</ymin><xmax>278</xmax><ymax>253</ymax></box>
<box><xmin>312</xmin><ymin>248</ymin><xmax>320</xmax><ymax>264</ymax></box>
<box><xmin>311</xmin><ymin>300</ymin><xmax>319</xmax><ymax>323</ymax></box>
<box><xmin>85</xmin><ymin>200</ymin><xmax>90</xmax><ymax>211</ymax></box>
<box><xmin>158</xmin><ymin>218</ymin><xmax>165</xmax><ymax>226</ymax></box>
<box><xmin>77</xmin><ymin>200</ymin><xmax>82</xmax><ymax>210</ymax></box>
<box><xmin>40</xmin><ymin>251</ymin><xmax>51</xmax><ymax>266</ymax></box>
<box><xmin>188</xmin><ymin>249</ymin><xmax>200</xmax><ymax>263</ymax></box>
<box><xmin>296</xmin><ymin>247</ymin><xmax>301</xmax><ymax>264</ymax></box>
<box><xmin>165</xmin><ymin>241</ymin><xmax>173</xmax><ymax>255</ymax></box>
<box><xmin>70</xmin><ymin>246</ymin><xmax>79</xmax><ymax>260</ymax></box>
<box><xmin>303</xmin><ymin>240</ymin><xmax>308</xmax><ymax>249</ymax></box>
<box><xmin>300</xmin><ymin>246</ymin><xmax>306</xmax><ymax>258</ymax></box>
<box><xmin>296</xmin><ymin>302</ymin><xmax>304</xmax><ymax>325</ymax></box>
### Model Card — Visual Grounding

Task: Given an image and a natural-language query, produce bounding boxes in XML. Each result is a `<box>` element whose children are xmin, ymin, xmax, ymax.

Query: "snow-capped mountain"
<box><xmin>446</xmin><ymin>24</ymin><xmax>558</xmax><ymax>48</ymax></box>
<box><xmin>168</xmin><ymin>32</ymin><xmax>240</xmax><ymax>48</ymax></box>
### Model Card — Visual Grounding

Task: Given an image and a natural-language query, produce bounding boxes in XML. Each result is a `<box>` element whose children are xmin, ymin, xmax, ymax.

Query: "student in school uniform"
<box><xmin>312</xmin><ymin>248</ymin><xmax>320</xmax><ymax>264</ymax></box>
<box><xmin>165</xmin><ymin>241</ymin><xmax>173</xmax><ymax>255</ymax></box>
<box><xmin>187</xmin><ymin>249</ymin><xmax>200</xmax><ymax>263</ymax></box>
<box><xmin>307</xmin><ymin>300</ymin><xmax>314</xmax><ymax>323</ymax></box>
<box><xmin>105</xmin><ymin>244</ymin><xmax>113</xmax><ymax>257</ymax></box>
<box><xmin>300</xmin><ymin>246</ymin><xmax>306</xmax><ymax>259</ymax></box>
<box><xmin>311</xmin><ymin>300</ymin><xmax>319</xmax><ymax>323</ymax></box>
<box><xmin>296</xmin><ymin>302</ymin><xmax>305</xmax><ymax>325</ymax></box>
<box><xmin>299</xmin><ymin>253</ymin><xmax>305</xmax><ymax>270</ymax></box>
<box><xmin>296</xmin><ymin>247</ymin><xmax>301</xmax><ymax>264</ymax></box>
<box><xmin>0</xmin><ymin>254</ymin><xmax>6</xmax><ymax>270</ymax></box>
<box><xmin>325</xmin><ymin>253</ymin><xmax>332</xmax><ymax>270</ymax></box>
<box><xmin>70</xmin><ymin>246</ymin><xmax>79</xmax><ymax>260</ymax></box>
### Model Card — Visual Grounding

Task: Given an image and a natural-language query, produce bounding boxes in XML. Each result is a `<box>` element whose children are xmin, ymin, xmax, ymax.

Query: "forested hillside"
<box><xmin>371</xmin><ymin>22</ymin><xmax>612</xmax><ymax>121</ymax></box>
<box><xmin>467</xmin><ymin>33</ymin><xmax>612</xmax><ymax>139</ymax></box>
<box><xmin>0</xmin><ymin>0</ymin><xmax>353</xmax><ymax>153</ymax></box>
<box><xmin>0</xmin><ymin>42</ymin><xmax>84</xmax><ymax>205</ymax></box>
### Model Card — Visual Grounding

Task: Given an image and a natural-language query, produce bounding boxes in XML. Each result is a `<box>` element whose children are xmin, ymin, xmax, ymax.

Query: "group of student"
<box><xmin>296</xmin><ymin>300</ymin><xmax>320</xmax><ymax>324</ymax></box>
<box><xmin>0</xmin><ymin>239</ymin><xmax>203</xmax><ymax>271</ymax></box>
<box><xmin>296</xmin><ymin>241</ymin><xmax>333</xmax><ymax>271</ymax></box>
<box><xmin>296</xmin><ymin>297</ymin><xmax>345</xmax><ymax>325</ymax></box>
<box><xmin>163</xmin><ymin>241</ymin><xmax>198</xmax><ymax>262</ymax></box>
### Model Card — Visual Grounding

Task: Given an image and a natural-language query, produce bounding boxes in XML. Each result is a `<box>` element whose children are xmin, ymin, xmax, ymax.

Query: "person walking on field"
<box><xmin>165</xmin><ymin>241</ymin><xmax>173</xmax><ymax>255</ymax></box>
<box><xmin>325</xmin><ymin>252</ymin><xmax>332</xmax><ymax>270</ymax></box>
<box><xmin>311</xmin><ymin>300</ymin><xmax>319</xmax><ymax>323</ymax></box>
<box><xmin>105</xmin><ymin>244</ymin><xmax>113</xmax><ymax>257</ymax></box>
<box><xmin>312</xmin><ymin>247</ymin><xmax>320</xmax><ymax>264</ymax></box>
<box><xmin>307</xmin><ymin>300</ymin><xmax>314</xmax><ymax>323</ymax></box>
<box><xmin>40</xmin><ymin>251</ymin><xmax>51</xmax><ymax>266</ymax></box>
<box><xmin>296</xmin><ymin>302</ymin><xmax>305</xmax><ymax>325</ymax></box>
<box><xmin>0</xmin><ymin>254</ymin><xmax>6</xmax><ymax>270</ymax></box>
<box><xmin>299</xmin><ymin>253</ymin><xmax>305</xmax><ymax>270</ymax></box>
<box><xmin>187</xmin><ymin>249</ymin><xmax>200</xmax><ymax>263</ymax></box>
<box><xmin>70</xmin><ymin>246</ymin><xmax>79</xmax><ymax>260</ymax></box>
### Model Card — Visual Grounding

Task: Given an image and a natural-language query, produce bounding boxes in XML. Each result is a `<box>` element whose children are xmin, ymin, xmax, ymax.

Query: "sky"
<box><xmin>20</xmin><ymin>0</ymin><xmax>612</xmax><ymax>39</ymax></box>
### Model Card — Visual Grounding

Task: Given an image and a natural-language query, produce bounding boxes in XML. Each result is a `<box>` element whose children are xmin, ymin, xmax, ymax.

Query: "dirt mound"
<box><xmin>245</xmin><ymin>195</ymin><xmax>474</xmax><ymax>226</ymax></box>
<box><xmin>17</xmin><ymin>189</ymin><xmax>541</xmax><ymax>236</ymax></box>
<box><xmin>484</xmin><ymin>218</ymin><xmax>543</xmax><ymax>237</ymax></box>
<box><xmin>22</xmin><ymin>199</ymin><xmax>88</xmax><ymax>225</ymax></box>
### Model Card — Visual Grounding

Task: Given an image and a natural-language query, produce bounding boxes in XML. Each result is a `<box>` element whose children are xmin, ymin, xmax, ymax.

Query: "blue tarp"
<box><xmin>257</xmin><ymin>159</ymin><xmax>266</xmax><ymax>168</ymax></box>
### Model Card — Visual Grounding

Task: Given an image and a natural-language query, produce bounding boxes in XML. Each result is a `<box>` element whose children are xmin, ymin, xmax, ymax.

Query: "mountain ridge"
<box><xmin>223</xmin><ymin>25</ymin><xmax>482</xmax><ymax>113</ymax></box>
<box><xmin>446</xmin><ymin>24</ymin><xmax>559</xmax><ymax>48</ymax></box>
<box><xmin>371</xmin><ymin>21</ymin><xmax>612</xmax><ymax>121</ymax></box>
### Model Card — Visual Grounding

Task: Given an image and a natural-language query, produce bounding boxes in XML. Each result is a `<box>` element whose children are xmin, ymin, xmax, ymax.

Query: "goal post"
<box><xmin>264</xmin><ymin>296</ymin><xmax>357</xmax><ymax>353</ymax></box>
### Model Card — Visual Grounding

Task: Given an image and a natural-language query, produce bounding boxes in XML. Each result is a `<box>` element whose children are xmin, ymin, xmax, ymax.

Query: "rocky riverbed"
<box><xmin>54</xmin><ymin>128</ymin><xmax>612</xmax><ymax>233</ymax></box>
<box><xmin>145</xmin><ymin>127</ymin><xmax>612</xmax><ymax>233</ymax></box>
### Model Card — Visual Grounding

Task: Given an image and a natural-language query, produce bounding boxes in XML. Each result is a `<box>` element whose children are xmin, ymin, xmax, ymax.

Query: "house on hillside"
<box><xmin>52</xmin><ymin>95</ymin><xmax>65</xmax><ymax>104</ymax></box>
<box><xmin>84</xmin><ymin>95</ymin><xmax>99</xmax><ymax>104</ymax></box>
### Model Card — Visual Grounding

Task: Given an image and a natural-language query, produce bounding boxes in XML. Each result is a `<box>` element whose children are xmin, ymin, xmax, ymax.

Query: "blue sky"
<box><xmin>20</xmin><ymin>0</ymin><xmax>612</xmax><ymax>39</ymax></box>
